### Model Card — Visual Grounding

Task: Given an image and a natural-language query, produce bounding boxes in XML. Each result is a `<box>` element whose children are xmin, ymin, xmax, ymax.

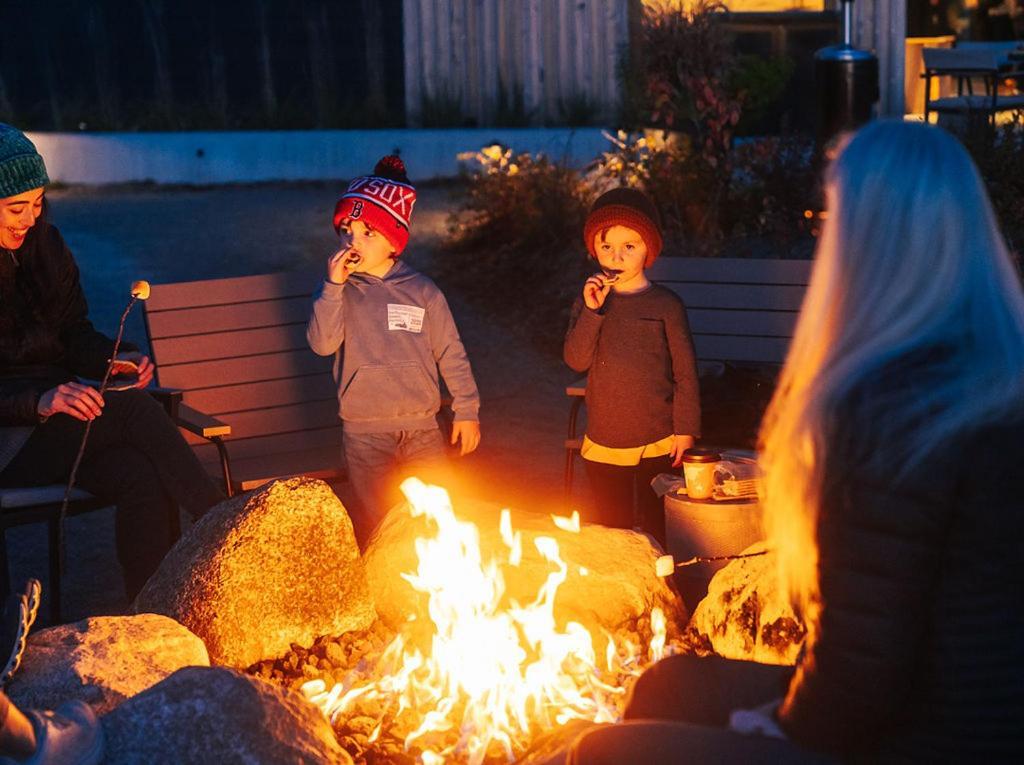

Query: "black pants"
<box><xmin>0</xmin><ymin>390</ymin><xmax>224</xmax><ymax>599</ymax></box>
<box><xmin>584</xmin><ymin>454</ymin><xmax>672</xmax><ymax>546</ymax></box>
<box><xmin>567</xmin><ymin>655</ymin><xmax>831</xmax><ymax>764</ymax></box>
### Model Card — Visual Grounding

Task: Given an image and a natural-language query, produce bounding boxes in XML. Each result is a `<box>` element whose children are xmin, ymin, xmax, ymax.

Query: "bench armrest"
<box><xmin>147</xmin><ymin>386</ymin><xmax>183</xmax><ymax>419</ymax></box>
<box><xmin>176</xmin><ymin>403</ymin><xmax>232</xmax><ymax>439</ymax></box>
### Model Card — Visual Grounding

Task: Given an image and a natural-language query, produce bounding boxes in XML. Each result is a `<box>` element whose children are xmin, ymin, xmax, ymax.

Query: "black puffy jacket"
<box><xmin>1</xmin><ymin>221</ymin><xmax>133</xmax><ymax>424</ymax></box>
<box><xmin>779</xmin><ymin>390</ymin><xmax>1024</xmax><ymax>761</ymax></box>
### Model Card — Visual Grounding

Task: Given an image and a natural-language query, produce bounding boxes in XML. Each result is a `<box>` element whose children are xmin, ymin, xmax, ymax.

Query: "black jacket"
<box><xmin>779</xmin><ymin>388</ymin><xmax>1024</xmax><ymax>761</ymax></box>
<box><xmin>1</xmin><ymin>221</ymin><xmax>133</xmax><ymax>425</ymax></box>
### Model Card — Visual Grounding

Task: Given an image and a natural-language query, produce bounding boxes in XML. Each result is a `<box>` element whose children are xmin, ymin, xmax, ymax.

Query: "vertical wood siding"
<box><xmin>404</xmin><ymin>0</ymin><xmax>631</xmax><ymax>126</ymax></box>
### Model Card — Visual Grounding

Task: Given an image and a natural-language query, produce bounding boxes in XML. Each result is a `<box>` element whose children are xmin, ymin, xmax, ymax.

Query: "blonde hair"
<box><xmin>758</xmin><ymin>120</ymin><xmax>1024</xmax><ymax>621</ymax></box>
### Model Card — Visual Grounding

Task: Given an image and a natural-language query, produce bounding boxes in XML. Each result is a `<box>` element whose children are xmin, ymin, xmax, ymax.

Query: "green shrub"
<box><xmin>438</xmin><ymin>146</ymin><xmax>590</xmax><ymax>353</ymax></box>
<box><xmin>964</xmin><ymin>116</ymin><xmax>1024</xmax><ymax>264</ymax></box>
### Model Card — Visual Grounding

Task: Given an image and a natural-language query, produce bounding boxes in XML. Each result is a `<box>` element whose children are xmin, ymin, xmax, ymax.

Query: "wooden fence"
<box><xmin>402</xmin><ymin>0</ymin><xmax>631</xmax><ymax>127</ymax></box>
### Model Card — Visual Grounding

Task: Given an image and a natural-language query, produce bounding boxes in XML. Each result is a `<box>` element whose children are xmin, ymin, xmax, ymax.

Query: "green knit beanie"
<box><xmin>0</xmin><ymin>123</ymin><xmax>49</xmax><ymax>199</ymax></box>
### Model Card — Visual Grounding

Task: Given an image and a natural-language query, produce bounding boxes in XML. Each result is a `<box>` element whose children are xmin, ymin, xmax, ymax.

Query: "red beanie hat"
<box><xmin>333</xmin><ymin>155</ymin><xmax>417</xmax><ymax>255</ymax></box>
<box><xmin>583</xmin><ymin>187</ymin><xmax>663</xmax><ymax>267</ymax></box>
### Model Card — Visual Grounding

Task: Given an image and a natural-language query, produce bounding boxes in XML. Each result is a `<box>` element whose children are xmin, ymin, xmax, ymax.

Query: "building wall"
<box><xmin>402</xmin><ymin>0</ymin><xmax>630</xmax><ymax>127</ymax></box>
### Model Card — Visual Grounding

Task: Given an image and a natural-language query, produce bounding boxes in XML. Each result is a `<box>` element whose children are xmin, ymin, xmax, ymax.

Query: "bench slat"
<box><xmin>191</xmin><ymin>428</ymin><xmax>343</xmax><ymax>466</ymax></box>
<box><xmin>687</xmin><ymin>308</ymin><xmax>798</xmax><ymax>338</ymax></box>
<box><xmin>213</xmin><ymin>446</ymin><xmax>347</xmax><ymax>492</ymax></box>
<box><xmin>146</xmin><ymin>296</ymin><xmax>311</xmax><ymax>339</ymax></box>
<box><xmin>180</xmin><ymin>399</ymin><xmax>340</xmax><ymax>445</ymax></box>
<box><xmin>156</xmin><ymin>350</ymin><xmax>333</xmax><ymax>390</ymax></box>
<box><xmin>671</xmin><ymin>282</ymin><xmax>807</xmax><ymax>311</ymax></box>
<box><xmin>153</xmin><ymin>323</ymin><xmax>309</xmax><ymax>365</ymax></box>
<box><xmin>182</xmin><ymin>374</ymin><xmax>337</xmax><ymax>415</ymax></box>
<box><xmin>649</xmin><ymin>257</ymin><xmax>813</xmax><ymax>285</ymax></box>
<box><xmin>692</xmin><ymin>334</ymin><xmax>792</xmax><ymax>364</ymax></box>
<box><xmin>145</xmin><ymin>272</ymin><xmax>321</xmax><ymax>311</ymax></box>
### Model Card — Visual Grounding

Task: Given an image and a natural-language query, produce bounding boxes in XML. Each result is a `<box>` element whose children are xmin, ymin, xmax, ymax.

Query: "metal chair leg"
<box><xmin>48</xmin><ymin>517</ymin><xmax>62</xmax><ymax>624</ymax></box>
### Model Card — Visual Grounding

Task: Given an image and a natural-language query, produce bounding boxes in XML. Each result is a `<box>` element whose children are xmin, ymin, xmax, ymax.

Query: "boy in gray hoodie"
<box><xmin>307</xmin><ymin>156</ymin><xmax>481</xmax><ymax>543</ymax></box>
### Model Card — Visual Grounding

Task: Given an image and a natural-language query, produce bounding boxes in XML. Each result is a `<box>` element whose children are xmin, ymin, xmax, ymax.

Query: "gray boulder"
<box><xmin>135</xmin><ymin>478</ymin><xmax>375</xmax><ymax>668</ymax></box>
<box><xmin>6</xmin><ymin>614</ymin><xmax>208</xmax><ymax>715</ymax></box>
<box><xmin>684</xmin><ymin>542</ymin><xmax>805</xmax><ymax>665</ymax></box>
<box><xmin>364</xmin><ymin>495</ymin><xmax>687</xmax><ymax>644</ymax></box>
<box><xmin>102</xmin><ymin>665</ymin><xmax>351</xmax><ymax>764</ymax></box>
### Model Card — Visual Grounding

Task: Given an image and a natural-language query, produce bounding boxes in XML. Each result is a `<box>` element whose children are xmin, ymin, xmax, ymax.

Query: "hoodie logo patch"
<box><xmin>387</xmin><ymin>303</ymin><xmax>425</xmax><ymax>333</ymax></box>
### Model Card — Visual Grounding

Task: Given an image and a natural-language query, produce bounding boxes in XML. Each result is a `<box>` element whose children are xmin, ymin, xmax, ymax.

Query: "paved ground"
<box><xmin>9</xmin><ymin>183</ymin><xmax>585</xmax><ymax>623</ymax></box>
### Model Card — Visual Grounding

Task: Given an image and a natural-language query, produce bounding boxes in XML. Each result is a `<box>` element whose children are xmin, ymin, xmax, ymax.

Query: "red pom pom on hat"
<box><xmin>374</xmin><ymin>155</ymin><xmax>408</xmax><ymax>181</ymax></box>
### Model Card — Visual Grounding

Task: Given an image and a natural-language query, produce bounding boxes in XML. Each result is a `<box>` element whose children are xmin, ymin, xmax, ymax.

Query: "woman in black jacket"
<box><xmin>566</xmin><ymin>121</ymin><xmax>1024</xmax><ymax>762</ymax></box>
<box><xmin>0</xmin><ymin>123</ymin><xmax>223</xmax><ymax>601</ymax></box>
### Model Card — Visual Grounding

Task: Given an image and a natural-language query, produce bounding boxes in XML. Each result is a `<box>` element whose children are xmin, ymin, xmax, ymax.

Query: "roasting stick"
<box><xmin>655</xmin><ymin>550</ymin><xmax>768</xmax><ymax>577</ymax></box>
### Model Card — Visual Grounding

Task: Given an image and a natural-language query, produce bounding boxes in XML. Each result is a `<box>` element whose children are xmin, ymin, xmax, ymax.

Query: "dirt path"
<box><xmin>9</xmin><ymin>183</ymin><xmax>586</xmax><ymax>623</ymax></box>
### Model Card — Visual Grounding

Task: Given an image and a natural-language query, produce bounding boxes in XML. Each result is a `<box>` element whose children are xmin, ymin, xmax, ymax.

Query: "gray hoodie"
<box><xmin>306</xmin><ymin>261</ymin><xmax>480</xmax><ymax>434</ymax></box>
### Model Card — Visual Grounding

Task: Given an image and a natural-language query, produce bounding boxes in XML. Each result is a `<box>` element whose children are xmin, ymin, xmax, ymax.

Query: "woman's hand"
<box><xmin>115</xmin><ymin>351</ymin><xmax>155</xmax><ymax>388</ymax></box>
<box><xmin>37</xmin><ymin>382</ymin><xmax>105</xmax><ymax>421</ymax></box>
<box><xmin>669</xmin><ymin>434</ymin><xmax>695</xmax><ymax>467</ymax></box>
<box><xmin>451</xmin><ymin>421</ymin><xmax>481</xmax><ymax>456</ymax></box>
<box><xmin>327</xmin><ymin>248</ymin><xmax>361</xmax><ymax>285</ymax></box>
<box><xmin>583</xmin><ymin>274</ymin><xmax>613</xmax><ymax>311</ymax></box>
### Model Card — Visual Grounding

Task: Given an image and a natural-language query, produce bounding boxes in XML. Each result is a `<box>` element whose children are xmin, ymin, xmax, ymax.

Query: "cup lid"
<box><xmin>681</xmin><ymin>447</ymin><xmax>721</xmax><ymax>463</ymax></box>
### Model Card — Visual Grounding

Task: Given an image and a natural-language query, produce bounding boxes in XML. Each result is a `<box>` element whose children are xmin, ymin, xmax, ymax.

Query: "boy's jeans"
<box><xmin>342</xmin><ymin>427</ymin><xmax>448</xmax><ymax>545</ymax></box>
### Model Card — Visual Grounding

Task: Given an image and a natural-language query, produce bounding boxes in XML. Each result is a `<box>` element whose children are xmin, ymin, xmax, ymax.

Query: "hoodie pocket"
<box><xmin>340</xmin><ymin>362</ymin><xmax>440</xmax><ymax>422</ymax></box>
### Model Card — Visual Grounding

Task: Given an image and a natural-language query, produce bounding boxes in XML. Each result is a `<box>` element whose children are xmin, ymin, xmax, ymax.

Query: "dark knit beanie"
<box><xmin>333</xmin><ymin>155</ymin><xmax>417</xmax><ymax>256</ymax></box>
<box><xmin>583</xmin><ymin>187</ymin><xmax>663</xmax><ymax>267</ymax></box>
<box><xmin>0</xmin><ymin>124</ymin><xmax>49</xmax><ymax>199</ymax></box>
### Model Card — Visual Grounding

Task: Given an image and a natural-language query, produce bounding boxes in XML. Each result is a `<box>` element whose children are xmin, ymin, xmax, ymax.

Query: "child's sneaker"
<box><xmin>13</xmin><ymin>701</ymin><xmax>105</xmax><ymax>765</ymax></box>
<box><xmin>1</xmin><ymin>578</ymin><xmax>42</xmax><ymax>686</ymax></box>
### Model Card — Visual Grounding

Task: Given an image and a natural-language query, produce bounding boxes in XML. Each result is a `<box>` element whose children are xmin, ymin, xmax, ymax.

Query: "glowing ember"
<box><xmin>302</xmin><ymin>478</ymin><xmax>671</xmax><ymax>763</ymax></box>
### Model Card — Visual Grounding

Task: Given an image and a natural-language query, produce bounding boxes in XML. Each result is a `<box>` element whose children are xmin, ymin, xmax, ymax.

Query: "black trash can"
<box><xmin>814</xmin><ymin>0</ymin><xmax>879</xmax><ymax>149</ymax></box>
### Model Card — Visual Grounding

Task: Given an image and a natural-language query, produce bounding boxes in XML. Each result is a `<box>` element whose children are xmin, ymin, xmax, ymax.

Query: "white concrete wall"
<box><xmin>26</xmin><ymin>128</ymin><xmax>611</xmax><ymax>186</ymax></box>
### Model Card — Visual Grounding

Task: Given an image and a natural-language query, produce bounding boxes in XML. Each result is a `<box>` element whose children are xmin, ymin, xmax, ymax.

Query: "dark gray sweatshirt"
<box><xmin>564</xmin><ymin>284</ymin><xmax>700</xmax><ymax>447</ymax></box>
<box><xmin>307</xmin><ymin>261</ymin><xmax>480</xmax><ymax>434</ymax></box>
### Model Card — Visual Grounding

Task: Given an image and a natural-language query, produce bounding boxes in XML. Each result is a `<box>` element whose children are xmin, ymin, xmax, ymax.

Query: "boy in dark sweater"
<box><xmin>564</xmin><ymin>188</ymin><xmax>700</xmax><ymax>544</ymax></box>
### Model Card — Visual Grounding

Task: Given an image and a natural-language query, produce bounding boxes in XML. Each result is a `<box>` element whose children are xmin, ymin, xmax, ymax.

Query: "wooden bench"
<box><xmin>565</xmin><ymin>256</ymin><xmax>813</xmax><ymax>497</ymax></box>
<box><xmin>144</xmin><ymin>271</ymin><xmax>346</xmax><ymax>495</ymax></box>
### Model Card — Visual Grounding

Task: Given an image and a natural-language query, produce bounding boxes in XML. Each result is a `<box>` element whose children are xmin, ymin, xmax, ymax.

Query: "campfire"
<box><xmin>295</xmin><ymin>478</ymin><xmax>676</xmax><ymax>764</ymax></box>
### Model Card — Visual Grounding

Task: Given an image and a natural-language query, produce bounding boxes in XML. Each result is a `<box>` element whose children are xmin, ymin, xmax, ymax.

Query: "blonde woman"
<box><xmin>566</xmin><ymin>121</ymin><xmax>1024</xmax><ymax>762</ymax></box>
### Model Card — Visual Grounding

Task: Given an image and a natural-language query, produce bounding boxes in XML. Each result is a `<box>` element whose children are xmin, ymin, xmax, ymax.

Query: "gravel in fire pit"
<box><xmin>248</xmin><ymin>618</ymin><xmax>692</xmax><ymax>764</ymax></box>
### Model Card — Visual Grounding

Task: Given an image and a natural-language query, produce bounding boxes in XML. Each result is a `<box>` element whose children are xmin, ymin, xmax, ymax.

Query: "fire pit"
<box><xmin>251</xmin><ymin>478</ymin><xmax>686</xmax><ymax>764</ymax></box>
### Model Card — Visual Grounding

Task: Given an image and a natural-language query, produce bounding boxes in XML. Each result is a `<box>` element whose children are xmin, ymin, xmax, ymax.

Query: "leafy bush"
<box><xmin>437</xmin><ymin>146</ymin><xmax>590</xmax><ymax>353</ymax></box>
<box><xmin>964</xmin><ymin>116</ymin><xmax>1024</xmax><ymax>264</ymax></box>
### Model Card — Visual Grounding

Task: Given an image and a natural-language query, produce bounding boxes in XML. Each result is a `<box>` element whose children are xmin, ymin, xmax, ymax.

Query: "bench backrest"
<box><xmin>648</xmin><ymin>256</ymin><xmax>813</xmax><ymax>365</ymax></box>
<box><xmin>144</xmin><ymin>272</ymin><xmax>339</xmax><ymax>470</ymax></box>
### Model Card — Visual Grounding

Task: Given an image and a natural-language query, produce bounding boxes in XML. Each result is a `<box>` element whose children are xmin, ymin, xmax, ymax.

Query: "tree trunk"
<box><xmin>0</xmin><ymin>72</ymin><xmax>12</xmax><ymax>122</ymax></box>
<box><xmin>256</xmin><ymin>0</ymin><xmax>278</xmax><ymax>122</ymax></box>
<box><xmin>140</xmin><ymin>0</ymin><xmax>174</xmax><ymax>119</ymax></box>
<box><xmin>303</xmin><ymin>0</ymin><xmax>335</xmax><ymax>127</ymax></box>
<box><xmin>360</xmin><ymin>0</ymin><xmax>386</xmax><ymax>120</ymax></box>
<box><xmin>38</xmin><ymin>33</ymin><xmax>63</xmax><ymax>129</ymax></box>
<box><xmin>207</xmin><ymin>6</ymin><xmax>229</xmax><ymax>127</ymax></box>
<box><xmin>88</xmin><ymin>3</ymin><xmax>120</xmax><ymax>128</ymax></box>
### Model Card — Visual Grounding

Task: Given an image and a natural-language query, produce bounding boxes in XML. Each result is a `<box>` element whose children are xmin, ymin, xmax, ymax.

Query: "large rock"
<box><xmin>135</xmin><ymin>478</ymin><xmax>375</xmax><ymax>668</ymax></box>
<box><xmin>6</xmin><ymin>614</ymin><xmax>208</xmax><ymax>715</ymax></box>
<box><xmin>102</xmin><ymin>665</ymin><xmax>351</xmax><ymax>764</ymax></box>
<box><xmin>364</xmin><ymin>494</ymin><xmax>687</xmax><ymax>644</ymax></box>
<box><xmin>683</xmin><ymin>542</ymin><xmax>805</xmax><ymax>665</ymax></box>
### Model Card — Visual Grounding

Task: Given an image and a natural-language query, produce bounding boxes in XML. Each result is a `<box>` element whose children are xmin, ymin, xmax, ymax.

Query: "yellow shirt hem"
<box><xmin>580</xmin><ymin>434</ymin><xmax>674</xmax><ymax>467</ymax></box>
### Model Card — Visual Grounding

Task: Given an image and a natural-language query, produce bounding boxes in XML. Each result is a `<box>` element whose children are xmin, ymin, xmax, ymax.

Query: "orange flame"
<box><xmin>303</xmin><ymin>478</ymin><xmax>669</xmax><ymax>763</ymax></box>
